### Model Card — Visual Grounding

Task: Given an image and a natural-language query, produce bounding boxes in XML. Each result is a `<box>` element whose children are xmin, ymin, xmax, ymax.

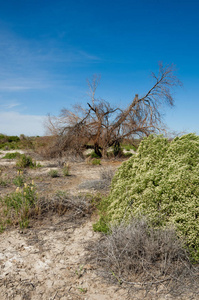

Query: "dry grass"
<box><xmin>99</xmin><ymin>167</ymin><xmax>115</xmax><ymax>183</ymax></box>
<box><xmin>87</xmin><ymin>217</ymin><xmax>199</xmax><ymax>299</ymax></box>
<box><xmin>33</xmin><ymin>191</ymin><xmax>95</xmax><ymax>220</ymax></box>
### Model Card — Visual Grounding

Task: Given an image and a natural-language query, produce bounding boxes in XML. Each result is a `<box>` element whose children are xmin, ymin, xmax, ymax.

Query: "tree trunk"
<box><xmin>94</xmin><ymin>142</ymin><xmax>102</xmax><ymax>157</ymax></box>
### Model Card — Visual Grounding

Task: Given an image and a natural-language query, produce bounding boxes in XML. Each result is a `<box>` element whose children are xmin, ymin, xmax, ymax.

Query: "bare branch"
<box><xmin>45</xmin><ymin>64</ymin><xmax>181</xmax><ymax>157</ymax></box>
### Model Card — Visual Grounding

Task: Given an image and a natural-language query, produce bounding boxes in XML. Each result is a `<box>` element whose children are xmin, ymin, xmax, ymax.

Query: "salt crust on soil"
<box><xmin>0</xmin><ymin>220</ymin><xmax>126</xmax><ymax>300</ymax></box>
<box><xmin>0</xmin><ymin>151</ymin><xmax>128</xmax><ymax>299</ymax></box>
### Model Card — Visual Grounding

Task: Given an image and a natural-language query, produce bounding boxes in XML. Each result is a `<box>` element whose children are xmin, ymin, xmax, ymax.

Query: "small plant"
<box><xmin>0</xmin><ymin>178</ymin><xmax>7</xmax><ymax>187</ymax></box>
<box><xmin>91</xmin><ymin>158</ymin><xmax>101</xmax><ymax>165</ymax></box>
<box><xmin>121</xmin><ymin>144</ymin><xmax>136</xmax><ymax>152</ymax></box>
<box><xmin>16</xmin><ymin>154</ymin><xmax>35</xmax><ymax>168</ymax></box>
<box><xmin>75</xmin><ymin>265</ymin><xmax>85</xmax><ymax>278</ymax></box>
<box><xmin>62</xmin><ymin>163</ymin><xmax>70</xmax><ymax>176</ymax></box>
<box><xmin>2</xmin><ymin>152</ymin><xmax>21</xmax><ymax>159</ymax></box>
<box><xmin>0</xmin><ymin>182</ymin><xmax>37</xmax><ymax>229</ymax></box>
<box><xmin>49</xmin><ymin>169</ymin><xmax>59</xmax><ymax>178</ymax></box>
<box><xmin>0</xmin><ymin>169</ymin><xmax>8</xmax><ymax>187</ymax></box>
<box><xmin>13</xmin><ymin>171</ymin><xmax>25</xmax><ymax>187</ymax></box>
<box><xmin>78</xmin><ymin>287</ymin><xmax>87</xmax><ymax>294</ymax></box>
<box><xmin>123</xmin><ymin>152</ymin><xmax>133</xmax><ymax>158</ymax></box>
<box><xmin>100</xmin><ymin>167</ymin><xmax>115</xmax><ymax>182</ymax></box>
<box><xmin>90</xmin><ymin>151</ymin><xmax>101</xmax><ymax>158</ymax></box>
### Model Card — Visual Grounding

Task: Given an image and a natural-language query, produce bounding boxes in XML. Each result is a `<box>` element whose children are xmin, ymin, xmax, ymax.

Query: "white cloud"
<box><xmin>0</xmin><ymin>102</ymin><xmax>21</xmax><ymax>109</ymax></box>
<box><xmin>0</xmin><ymin>111</ymin><xmax>46</xmax><ymax>136</ymax></box>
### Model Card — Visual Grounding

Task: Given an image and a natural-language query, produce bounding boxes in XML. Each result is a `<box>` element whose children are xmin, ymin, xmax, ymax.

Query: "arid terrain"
<box><xmin>0</xmin><ymin>151</ymin><xmax>131</xmax><ymax>300</ymax></box>
<box><xmin>0</xmin><ymin>150</ymin><xmax>198</xmax><ymax>300</ymax></box>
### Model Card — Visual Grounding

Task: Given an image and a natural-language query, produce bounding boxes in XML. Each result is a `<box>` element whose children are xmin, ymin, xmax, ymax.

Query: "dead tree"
<box><xmin>46</xmin><ymin>63</ymin><xmax>181</xmax><ymax>157</ymax></box>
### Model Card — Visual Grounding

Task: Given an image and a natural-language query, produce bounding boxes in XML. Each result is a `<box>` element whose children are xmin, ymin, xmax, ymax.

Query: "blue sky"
<box><xmin>0</xmin><ymin>0</ymin><xmax>198</xmax><ymax>136</ymax></box>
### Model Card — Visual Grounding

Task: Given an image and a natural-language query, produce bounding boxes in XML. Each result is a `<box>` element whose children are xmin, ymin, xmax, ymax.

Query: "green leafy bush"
<box><xmin>94</xmin><ymin>134</ymin><xmax>199</xmax><ymax>261</ymax></box>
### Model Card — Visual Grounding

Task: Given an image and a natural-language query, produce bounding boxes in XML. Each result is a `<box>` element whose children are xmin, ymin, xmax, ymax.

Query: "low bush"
<box><xmin>49</xmin><ymin>169</ymin><xmax>59</xmax><ymax>178</ymax></box>
<box><xmin>91</xmin><ymin>217</ymin><xmax>199</xmax><ymax>298</ymax></box>
<box><xmin>16</xmin><ymin>154</ymin><xmax>39</xmax><ymax>169</ymax></box>
<box><xmin>100</xmin><ymin>168</ymin><xmax>115</xmax><ymax>185</ymax></box>
<box><xmin>123</xmin><ymin>152</ymin><xmax>133</xmax><ymax>158</ymax></box>
<box><xmin>8</xmin><ymin>136</ymin><xmax>20</xmax><ymax>143</ymax></box>
<box><xmin>90</xmin><ymin>151</ymin><xmax>101</xmax><ymax>158</ymax></box>
<box><xmin>94</xmin><ymin>134</ymin><xmax>199</xmax><ymax>262</ymax></box>
<box><xmin>91</xmin><ymin>158</ymin><xmax>101</xmax><ymax>165</ymax></box>
<box><xmin>0</xmin><ymin>182</ymin><xmax>37</xmax><ymax>229</ymax></box>
<box><xmin>121</xmin><ymin>144</ymin><xmax>136</xmax><ymax>152</ymax></box>
<box><xmin>13</xmin><ymin>174</ymin><xmax>25</xmax><ymax>187</ymax></box>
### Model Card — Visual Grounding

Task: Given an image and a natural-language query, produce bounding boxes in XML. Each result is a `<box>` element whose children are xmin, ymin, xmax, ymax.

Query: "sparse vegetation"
<box><xmin>0</xmin><ymin>182</ymin><xmax>37</xmax><ymax>229</ymax></box>
<box><xmin>0</xmin><ymin>169</ymin><xmax>8</xmax><ymax>187</ymax></box>
<box><xmin>0</xmin><ymin>132</ymin><xmax>199</xmax><ymax>299</ymax></box>
<box><xmin>121</xmin><ymin>144</ymin><xmax>136</xmax><ymax>152</ymax></box>
<box><xmin>2</xmin><ymin>152</ymin><xmax>21</xmax><ymax>159</ymax></box>
<box><xmin>123</xmin><ymin>152</ymin><xmax>133</xmax><ymax>158</ymax></box>
<box><xmin>62</xmin><ymin>163</ymin><xmax>70</xmax><ymax>176</ymax></box>
<box><xmin>91</xmin><ymin>158</ymin><xmax>101</xmax><ymax>165</ymax></box>
<box><xmin>13</xmin><ymin>172</ymin><xmax>25</xmax><ymax>187</ymax></box>
<box><xmin>90</xmin><ymin>151</ymin><xmax>101</xmax><ymax>158</ymax></box>
<box><xmin>0</xmin><ymin>178</ymin><xmax>7</xmax><ymax>187</ymax></box>
<box><xmin>90</xmin><ymin>217</ymin><xmax>199</xmax><ymax>298</ymax></box>
<box><xmin>0</xmin><ymin>134</ymin><xmax>20</xmax><ymax>150</ymax></box>
<box><xmin>49</xmin><ymin>169</ymin><xmax>59</xmax><ymax>178</ymax></box>
<box><xmin>16</xmin><ymin>154</ymin><xmax>41</xmax><ymax>169</ymax></box>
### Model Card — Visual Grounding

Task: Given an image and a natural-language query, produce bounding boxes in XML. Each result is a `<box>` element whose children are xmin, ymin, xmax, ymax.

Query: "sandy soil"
<box><xmin>0</xmin><ymin>151</ymin><xmax>129</xmax><ymax>300</ymax></box>
<box><xmin>0</xmin><ymin>151</ymin><xmax>197</xmax><ymax>300</ymax></box>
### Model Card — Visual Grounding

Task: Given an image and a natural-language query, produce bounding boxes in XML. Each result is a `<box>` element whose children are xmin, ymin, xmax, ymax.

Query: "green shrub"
<box><xmin>13</xmin><ymin>174</ymin><xmax>25</xmax><ymax>187</ymax></box>
<box><xmin>92</xmin><ymin>158</ymin><xmax>101</xmax><ymax>165</ymax></box>
<box><xmin>0</xmin><ymin>183</ymin><xmax>37</xmax><ymax>229</ymax></box>
<box><xmin>121</xmin><ymin>144</ymin><xmax>137</xmax><ymax>152</ymax></box>
<box><xmin>49</xmin><ymin>169</ymin><xmax>59</xmax><ymax>177</ymax></box>
<box><xmin>123</xmin><ymin>152</ymin><xmax>133</xmax><ymax>158</ymax></box>
<box><xmin>2</xmin><ymin>152</ymin><xmax>21</xmax><ymax>159</ymax></box>
<box><xmin>8</xmin><ymin>136</ymin><xmax>20</xmax><ymax>143</ymax></box>
<box><xmin>94</xmin><ymin>134</ymin><xmax>199</xmax><ymax>261</ymax></box>
<box><xmin>16</xmin><ymin>154</ymin><xmax>35</xmax><ymax>168</ymax></box>
<box><xmin>90</xmin><ymin>151</ymin><xmax>101</xmax><ymax>158</ymax></box>
<box><xmin>0</xmin><ymin>143</ymin><xmax>20</xmax><ymax>150</ymax></box>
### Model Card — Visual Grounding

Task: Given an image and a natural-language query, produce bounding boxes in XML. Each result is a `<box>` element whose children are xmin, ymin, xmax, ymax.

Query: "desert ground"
<box><xmin>0</xmin><ymin>150</ymin><xmax>131</xmax><ymax>300</ymax></box>
<box><xmin>0</xmin><ymin>150</ymin><xmax>198</xmax><ymax>300</ymax></box>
